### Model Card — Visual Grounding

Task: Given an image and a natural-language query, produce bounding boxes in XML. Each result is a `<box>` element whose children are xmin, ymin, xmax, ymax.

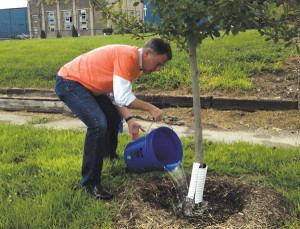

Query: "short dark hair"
<box><xmin>142</xmin><ymin>37</ymin><xmax>172</xmax><ymax>60</ymax></box>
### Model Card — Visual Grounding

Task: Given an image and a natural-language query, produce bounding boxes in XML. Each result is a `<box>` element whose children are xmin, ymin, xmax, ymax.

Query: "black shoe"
<box><xmin>85</xmin><ymin>184</ymin><xmax>114</xmax><ymax>200</ymax></box>
<box><xmin>110</xmin><ymin>151</ymin><xmax>120</xmax><ymax>160</ymax></box>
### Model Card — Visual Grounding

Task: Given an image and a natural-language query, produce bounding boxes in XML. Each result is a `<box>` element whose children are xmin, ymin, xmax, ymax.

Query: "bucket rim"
<box><xmin>149</xmin><ymin>126</ymin><xmax>183</xmax><ymax>161</ymax></box>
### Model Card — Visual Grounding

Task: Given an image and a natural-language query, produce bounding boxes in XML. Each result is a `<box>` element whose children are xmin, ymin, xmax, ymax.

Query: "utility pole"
<box><xmin>27</xmin><ymin>1</ymin><xmax>32</xmax><ymax>39</ymax></box>
<box><xmin>296</xmin><ymin>61</ymin><xmax>300</xmax><ymax>111</ymax></box>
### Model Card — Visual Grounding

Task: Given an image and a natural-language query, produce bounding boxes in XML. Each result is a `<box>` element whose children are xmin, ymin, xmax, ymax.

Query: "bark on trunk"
<box><xmin>189</xmin><ymin>43</ymin><xmax>204</xmax><ymax>168</ymax></box>
<box><xmin>298</xmin><ymin>61</ymin><xmax>300</xmax><ymax>110</ymax></box>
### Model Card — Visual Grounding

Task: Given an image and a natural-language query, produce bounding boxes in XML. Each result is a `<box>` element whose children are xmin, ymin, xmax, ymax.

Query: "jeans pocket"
<box><xmin>55</xmin><ymin>76</ymin><xmax>87</xmax><ymax>102</ymax></box>
<box><xmin>55</xmin><ymin>76</ymin><xmax>74</xmax><ymax>101</ymax></box>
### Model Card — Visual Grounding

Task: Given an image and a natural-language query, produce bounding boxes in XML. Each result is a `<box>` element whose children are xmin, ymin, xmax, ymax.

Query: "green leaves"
<box><xmin>133</xmin><ymin>2</ymin><xmax>140</xmax><ymax>7</ymax></box>
<box><xmin>91</xmin><ymin>0</ymin><xmax>151</xmax><ymax>39</ymax></box>
<box><xmin>253</xmin><ymin>1</ymin><xmax>299</xmax><ymax>53</ymax></box>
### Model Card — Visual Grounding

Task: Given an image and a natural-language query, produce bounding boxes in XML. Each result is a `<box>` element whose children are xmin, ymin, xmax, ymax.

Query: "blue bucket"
<box><xmin>124</xmin><ymin>127</ymin><xmax>183</xmax><ymax>173</ymax></box>
<box><xmin>119</xmin><ymin>117</ymin><xmax>123</xmax><ymax>133</ymax></box>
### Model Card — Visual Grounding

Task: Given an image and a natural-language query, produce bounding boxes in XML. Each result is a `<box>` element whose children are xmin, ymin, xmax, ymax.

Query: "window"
<box><xmin>63</xmin><ymin>11</ymin><xmax>72</xmax><ymax>31</ymax></box>
<box><xmin>78</xmin><ymin>9</ymin><xmax>88</xmax><ymax>30</ymax></box>
<box><xmin>47</xmin><ymin>12</ymin><xmax>56</xmax><ymax>31</ymax></box>
<box><xmin>33</xmin><ymin>27</ymin><xmax>38</xmax><ymax>34</ymax></box>
<box><xmin>129</xmin><ymin>10</ymin><xmax>135</xmax><ymax>17</ymax></box>
<box><xmin>32</xmin><ymin>15</ymin><xmax>38</xmax><ymax>24</ymax></box>
<box><xmin>137</xmin><ymin>11</ymin><xmax>141</xmax><ymax>20</ymax></box>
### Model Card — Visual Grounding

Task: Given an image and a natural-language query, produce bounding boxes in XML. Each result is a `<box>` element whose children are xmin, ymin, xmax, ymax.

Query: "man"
<box><xmin>55</xmin><ymin>37</ymin><xmax>172</xmax><ymax>200</ymax></box>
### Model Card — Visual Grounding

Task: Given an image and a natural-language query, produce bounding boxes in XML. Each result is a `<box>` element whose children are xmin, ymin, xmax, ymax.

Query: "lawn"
<box><xmin>0</xmin><ymin>30</ymin><xmax>296</xmax><ymax>91</ymax></box>
<box><xmin>0</xmin><ymin>30</ymin><xmax>299</xmax><ymax>228</ymax></box>
<box><xmin>0</xmin><ymin>123</ymin><xmax>299</xmax><ymax>228</ymax></box>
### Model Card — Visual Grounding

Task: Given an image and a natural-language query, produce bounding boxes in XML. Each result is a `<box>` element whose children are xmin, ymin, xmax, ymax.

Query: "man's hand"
<box><xmin>126</xmin><ymin>98</ymin><xmax>163</xmax><ymax>122</ymax></box>
<box><xmin>127</xmin><ymin>119</ymin><xmax>146</xmax><ymax>141</ymax></box>
<box><xmin>149</xmin><ymin>106</ymin><xmax>163</xmax><ymax>122</ymax></box>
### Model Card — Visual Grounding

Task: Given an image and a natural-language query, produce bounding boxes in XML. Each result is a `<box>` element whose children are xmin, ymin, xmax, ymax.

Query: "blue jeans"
<box><xmin>55</xmin><ymin>76</ymin><xmax>121</xmax><ymax>188</ymax></box>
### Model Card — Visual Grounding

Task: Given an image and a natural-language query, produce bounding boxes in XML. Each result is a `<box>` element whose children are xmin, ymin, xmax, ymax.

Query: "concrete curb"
<box><xmin>0</xmin><ymin>98</ymin><xmax>71</xmax><ymax>114</ymax></box>
<box><xmin>136</xmin><ymin>94</ymin><xmax>298</xmax><ymax>111</ymax></box>
<box><xmin>0</xmin><ymin>88</ymin><xmax>298</xmax><ymax>113</ymax></box>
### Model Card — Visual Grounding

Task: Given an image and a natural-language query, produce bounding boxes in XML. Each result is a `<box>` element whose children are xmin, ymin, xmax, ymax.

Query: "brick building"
<box><xmin>27</xmin><ymin>0</ymin><xmax>144</xmax><ymax>39</ymax></box>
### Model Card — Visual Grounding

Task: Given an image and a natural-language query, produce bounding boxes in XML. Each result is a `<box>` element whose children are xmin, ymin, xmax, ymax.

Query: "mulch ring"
<box><xmin>111</xmin><ymin>174</ymin><xmax>291</xmax><ymax>229</ymax></box>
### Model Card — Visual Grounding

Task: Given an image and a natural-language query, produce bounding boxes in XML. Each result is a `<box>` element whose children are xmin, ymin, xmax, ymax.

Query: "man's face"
<box><xmin>142</xmin><ymin>50</ymin><xmax>169</xmax><ymax>74</ymax></box>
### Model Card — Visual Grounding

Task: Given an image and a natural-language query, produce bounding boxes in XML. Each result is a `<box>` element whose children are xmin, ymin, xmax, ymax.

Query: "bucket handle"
<box><xmin>146</xmin><ymin>117</ymin><xmax>174</xmax><ymax>133</ymax></box>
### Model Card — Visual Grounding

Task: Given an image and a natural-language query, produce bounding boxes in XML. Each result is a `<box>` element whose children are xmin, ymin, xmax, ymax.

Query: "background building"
<box><xmin>0</xmin><ymin>7</ymin><xmax>29</xmax><ymax>38</ymax></box>
<box><xmin>27</xmin><ymin>0</ymin><xmax>144</xmax><ymax>39</ymax></box>
<box><xmin>0</xmin><ymin>0</ymin><xmax>157</xmax><ymax>39</ymax></box>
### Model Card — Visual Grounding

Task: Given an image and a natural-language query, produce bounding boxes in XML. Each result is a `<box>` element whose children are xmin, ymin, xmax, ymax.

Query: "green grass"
<box><xmin>27</xmin><ymin>117</ymin><xmax>54</xmax><ymax>125</ymax></box>
<box><xmin>0</xmin><ymin>30</ymin><xmax>296</xmax><ymax>92</ymax></box>
<box><xmin>0</xmin><ymin>36</ymin><xmax>145</xmax><ymax>89</ymax></box>
<box><xmin>0</xmin><ymin>123</ymin><xmax>299</xmax><ymax>228</ymax></box>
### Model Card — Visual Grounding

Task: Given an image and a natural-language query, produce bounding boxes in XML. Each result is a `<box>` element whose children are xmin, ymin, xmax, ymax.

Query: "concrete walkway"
<box><xmin>1</xmin><ymin>111</ymin><xmax>299</xmax><ymax>148</ymax></box>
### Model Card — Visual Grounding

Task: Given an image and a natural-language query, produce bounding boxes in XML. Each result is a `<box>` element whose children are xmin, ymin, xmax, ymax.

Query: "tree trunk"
<box><xmin>189</xmin><ymin>42</ymin><xmax>204</xmax><ymax>168</ymax></box>
<box><xmin>298</xmin><ymin>61</ymin><xmax>300</xmax><ymax>110</ymax></box>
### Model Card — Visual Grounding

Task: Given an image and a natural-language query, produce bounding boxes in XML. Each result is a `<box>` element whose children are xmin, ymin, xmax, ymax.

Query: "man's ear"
<box><xmin>144</xmin><ymin>49</ymin><xmax>152</xmax><ymax>58</ymax></box>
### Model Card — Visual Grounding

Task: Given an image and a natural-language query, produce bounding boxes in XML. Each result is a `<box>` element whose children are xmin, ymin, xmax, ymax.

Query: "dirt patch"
<box><xmin>131</xmin><ymin>108</ymin><xmax>300</xmax><ymax>134</ymax></box>
<box><xmin>112</xmin><ymin>174</ymin><xmax>290</xmax><ymax>229</ymax></box>
<box><xmin>247</xmin><ymin>57</ymin><xmax>299</xmax><ymax>100</ymax></box>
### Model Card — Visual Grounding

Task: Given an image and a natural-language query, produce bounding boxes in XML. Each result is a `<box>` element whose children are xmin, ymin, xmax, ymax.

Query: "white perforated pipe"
<box><xmin>195</xmin><ymin>164</ymin><xmax>208</xmax><ymax>204</ymax></box>
<box><xmin>187</xmin><ymin>162</ymin><xmax>200</xmax><ymax>199</ymax></box>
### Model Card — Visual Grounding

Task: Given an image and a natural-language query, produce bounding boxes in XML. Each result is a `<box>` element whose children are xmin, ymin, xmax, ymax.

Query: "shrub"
<box><xmin>57</xmin><ymin>31</ymin><xmax>62</xmax><ymax>38</ymax></box>
<box><xmin>102</xmin><ymin>28</ymin><xmax>113</xmax><ymax>35</ymax></box>
<box><xmin>72</xmin><ymin>25</ymin><xmax>78</xmax><ymax>37</ymax></box>
<box><xmin>41</xmin><ymin>30</ymin><xmax>46</xmax><ymax>39</ymax></box>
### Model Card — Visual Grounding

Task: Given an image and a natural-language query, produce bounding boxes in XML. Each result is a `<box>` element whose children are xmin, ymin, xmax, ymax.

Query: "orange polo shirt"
<box><xmin>58</xmin><ymin>45</ymin><xmax>141</xmax><ymax>96</ymax></box>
